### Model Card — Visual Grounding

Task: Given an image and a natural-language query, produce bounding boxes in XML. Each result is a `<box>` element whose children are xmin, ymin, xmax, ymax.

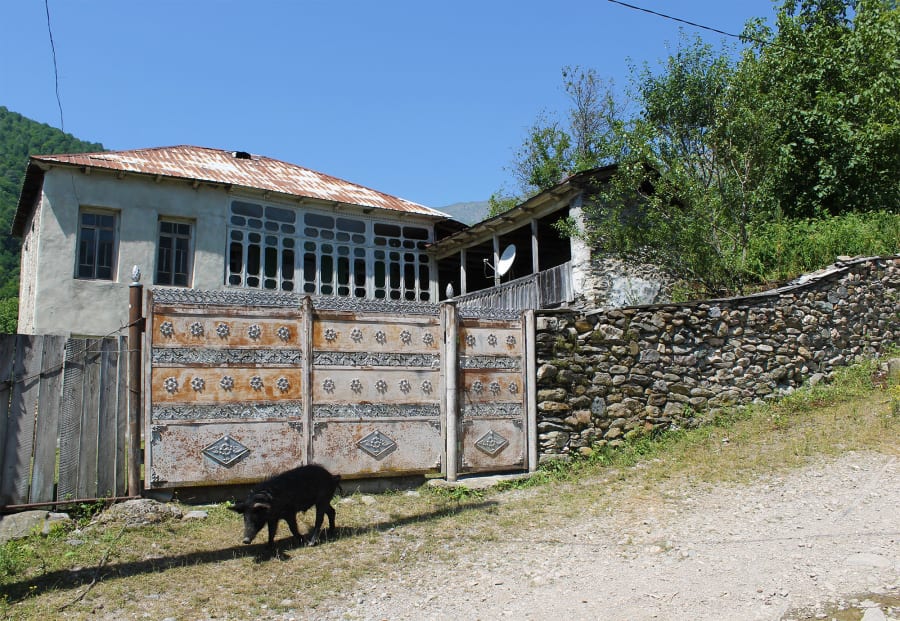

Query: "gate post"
<box><xmin>127</xmin><ymin>266</ymin><xmax>144</xmax><ymax>496</ymax></box>
<box><xmin>442</xmin><ymin>302</ymin><xmax>459</xmax><ymax>481</ymax></box>
<box><xmin>525</xmin><ymin>310</ymin><xmax>538</xmax><ymax>472</ymax></box>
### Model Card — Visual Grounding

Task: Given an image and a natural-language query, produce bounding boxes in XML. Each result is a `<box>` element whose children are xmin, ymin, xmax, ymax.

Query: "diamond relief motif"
<box><xmin>475</xmin><ymin>430</ymin><xmax>509</xmax><ymax>456</ymax></box>
<box><xmin>357</xmin><ymin>430</ymin><xmax>397</xmax><ymax>459</ymax></box>
<box><xmin>203</xmin><ymin>435</ymin><xmax>250</xmax><ymax>467</ymax></box>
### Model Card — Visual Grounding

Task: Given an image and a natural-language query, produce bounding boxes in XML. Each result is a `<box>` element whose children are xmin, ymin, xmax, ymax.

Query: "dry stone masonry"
<box><xmin>535</xmin><ymin>256</ymin><xmax>900</xmax><ymax>458</ymax></box>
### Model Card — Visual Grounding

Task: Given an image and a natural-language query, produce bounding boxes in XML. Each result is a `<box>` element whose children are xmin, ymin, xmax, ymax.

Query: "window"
<box><xmin>76</xmin><ymin>210</ymin><xmax>117</xmax><ymax>280</ymax></box>
<box><xmin>226</xmin><ymin>199</ymin><xmax>433</xmax><ymax>301</ymax></box>
<box><xmin>156</xmin><ymin>220</ymin><xmax>193</xmax><ymax>286</ymax></box>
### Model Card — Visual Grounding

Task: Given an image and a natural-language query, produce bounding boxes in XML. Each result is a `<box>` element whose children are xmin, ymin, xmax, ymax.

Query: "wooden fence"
<box><xmin>0</xmin><ymin>335</ymin><xmax>130</xmax><ymax>509</ymax></box>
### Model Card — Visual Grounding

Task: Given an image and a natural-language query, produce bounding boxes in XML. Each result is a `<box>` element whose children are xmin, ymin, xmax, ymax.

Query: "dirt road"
<box><xmin>311</xmin><ymin>452</ymin><xmax>899</xmax><ymax>621</ymax></box>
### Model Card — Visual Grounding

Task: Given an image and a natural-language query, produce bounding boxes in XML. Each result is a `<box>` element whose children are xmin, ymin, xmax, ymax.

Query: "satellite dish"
<box><xmin>497</xmin><ymin>244</ymin><xmax>516</xmax><ymax>277</ymax></box>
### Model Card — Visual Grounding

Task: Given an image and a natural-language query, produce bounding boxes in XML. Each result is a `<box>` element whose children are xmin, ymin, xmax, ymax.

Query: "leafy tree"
<box><xmin>590</xmin><ymin>36</ymin><xmax>759</xmax><ymax>294</ymax></box>
<box><xmin>740</xmin><ymin>0</ymin><xmax>900</xmax><ymax>218</ymax></box>
<box><xmin>588</xmin><ymin>0</ymin><xmax>899</xmax><ymax>295</ymax></box>
<box><xmin>492</xmin><ymin>67</ymin><xmax>624</xmax><ymax>214</ymax></box>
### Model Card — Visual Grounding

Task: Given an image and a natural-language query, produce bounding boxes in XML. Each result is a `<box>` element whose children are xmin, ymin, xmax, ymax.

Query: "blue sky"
<box><xmin>2</xmin><ymin>1</ymin><xmax>777</xmax><ymax>208</ymax></box>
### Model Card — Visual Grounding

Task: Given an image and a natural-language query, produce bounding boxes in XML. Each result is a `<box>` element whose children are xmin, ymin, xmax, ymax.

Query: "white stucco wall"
<box><xmin>21</xmin><ymin>167</ymin><xmax>440</xmax><ymax>337</ymax></box>
<box><xmin>24</xmin><ymin>169</ymin><xmax>230</xmax><ymax>336</ymax></box>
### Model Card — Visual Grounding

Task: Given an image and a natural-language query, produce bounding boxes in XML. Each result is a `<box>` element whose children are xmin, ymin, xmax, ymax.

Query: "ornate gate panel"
<box><xmin>146</xmin><ymin>291</ymin><xmax>307</xmax><ymax>488</ymax></box>
<box><xmin>145</xmin><ymin>292</ymin><xmax>534</xmax><ymax>488</ymax></box>
<box><xmin>309</xmin><ymin>301</ymin><xmax>443</xmax><ymax>477</ymax></box>
<box><xmin>457</xmin><ymin>313</ymin><xmax>527</xmax><ymax>474</ymax></box>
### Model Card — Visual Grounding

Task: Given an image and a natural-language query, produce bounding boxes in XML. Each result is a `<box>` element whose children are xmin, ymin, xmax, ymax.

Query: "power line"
<box><xmin>606</xmin><ymin>0</ymin><xmax>769</xmax><ymax>46</ymax></box>
<box><xmin>44</xmin><ymin>0</ymin><xmax>65</xmax><ymax>131</ymax></box>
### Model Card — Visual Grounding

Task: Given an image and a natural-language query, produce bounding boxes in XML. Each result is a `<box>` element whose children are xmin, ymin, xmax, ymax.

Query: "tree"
<box><xmin>586</xmin><ymin>0</ymin><xmax>899</xmax><ymax>295</ymax></box>
<box><xmin>589</xmin><ymin>36</ymin><xmax>761</xmax><ymax>294</ymax></box>
<box><xmin>740</xmin><ymin>0</ymin><xmax>900</xmax><ymax>218</ymax></box>
<box><xmin>492</xmin><ymin>67</ymin><xmax>624</xmax><ymax>215</ymax></box>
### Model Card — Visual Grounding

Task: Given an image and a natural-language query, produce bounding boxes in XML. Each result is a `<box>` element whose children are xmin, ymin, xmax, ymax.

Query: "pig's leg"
<box><xmin>266</xmin><ymin>518</ymin><xmax>280</xmax><ymax>548</ymax></box>
<box><xmin>324</xmin><ymin>503</ymin><xmax>336</xmax><ymax>537</ymax></box>
<box><xmin>285</xmin><ymin>512</ymin><xmax>304</xmax><ymax>546</ymax></box>
<box><xmin>306</xmin><ymin>506</ymin><xmax>325</xmax><ymax>546</ymax></box>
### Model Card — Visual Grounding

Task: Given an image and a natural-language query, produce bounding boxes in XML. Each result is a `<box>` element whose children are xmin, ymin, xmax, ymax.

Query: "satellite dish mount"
<box><xmin>485</xmin><ymin>244</ymin><xmax>517</xmax><ymax>278</ymax></box>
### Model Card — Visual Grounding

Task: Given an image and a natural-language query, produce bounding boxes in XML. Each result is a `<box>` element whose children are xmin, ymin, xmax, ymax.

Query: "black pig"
<box><xmin>229</xmin><ymin>464</ymin><xmax>340</xmax><ymax>548</ymax></box>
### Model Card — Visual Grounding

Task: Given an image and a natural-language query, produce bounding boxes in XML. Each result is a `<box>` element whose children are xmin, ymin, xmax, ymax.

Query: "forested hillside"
<box><xmin>0</xmin><ymin>106</ymin><xmax>104</xmax><ymax>329</ymax></box>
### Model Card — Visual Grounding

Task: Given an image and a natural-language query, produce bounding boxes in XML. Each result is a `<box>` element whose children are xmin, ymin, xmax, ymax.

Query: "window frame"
<box><xmin>155</xmin><ymin>217</ymin><xmax>195</xmax><ymax>287</ymax></box>
<box><xmin>75</xmin><ymin>208</ymin><xmax>119</xmax><ymax>281</ymax></box>
<box><xmin>225</xmin><ymin>199</ymin><xmax>435</xmax><ymax>301</ymax></box>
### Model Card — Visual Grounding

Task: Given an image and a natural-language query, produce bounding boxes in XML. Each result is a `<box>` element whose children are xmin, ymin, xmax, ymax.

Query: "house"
<box><xmin>12</xmin><ymin>145</ymin><xmax>463</xmax><ymax>336</ymax></box>
<box><xmin>430</xmin><ymin>166</ymin><xmax>672</xmax><ymax>311</ymax></box>
<box><xmin>12</xmin><ymin>146</ymin><xmax>668</xmax><ymax>337</ymax></box>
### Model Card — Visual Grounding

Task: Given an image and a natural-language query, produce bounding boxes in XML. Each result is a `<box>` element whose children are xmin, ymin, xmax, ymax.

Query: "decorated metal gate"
<box><xmin>145</xmin><ymin>290</ymin><xmax>533</xmax><ymax>488</ymax></box>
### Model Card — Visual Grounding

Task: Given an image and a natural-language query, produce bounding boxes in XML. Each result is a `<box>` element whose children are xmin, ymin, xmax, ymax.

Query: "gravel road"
<box><xmin>308</xmin><ymin>451</ymin><xmax>899</xmax><ymax>621</ymax></box>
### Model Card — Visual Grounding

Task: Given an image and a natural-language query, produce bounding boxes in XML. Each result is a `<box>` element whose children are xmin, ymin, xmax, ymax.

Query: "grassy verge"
<box><xmin>1</xmin><ymin>357</ymin><xmax>898</xmax><ymax>620</ymax></box>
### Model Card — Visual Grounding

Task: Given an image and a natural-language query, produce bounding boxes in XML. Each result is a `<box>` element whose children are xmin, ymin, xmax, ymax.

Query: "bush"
<box><xmin>747</xmin><ymin>211</ymin><xmax>900</xmax><ymax>283</ymax></box>
<box><xmin>0</xmin><ymin>297</ymin><xmax>17</xmax><ymax>334</ymax></box>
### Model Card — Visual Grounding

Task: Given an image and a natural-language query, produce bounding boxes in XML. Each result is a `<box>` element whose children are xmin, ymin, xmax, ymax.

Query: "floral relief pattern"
<box><xmin>220</xmin><ymin>375</ymin><xmax>235</xmax><ymax>391</ymax></box>
<box><xmin>190</xmin><ymin>377</ymin><xmax>205</xmax><ymax>392</ymax></box>
<box><xmin>159</xmin><ymin>321</ymin><xmax>175</xmax><ymax>338</ymax></box>
<box><xmin>216</xmin><ymin>323</ymin><xmax>230</xmax><ymax>338</ymax></box>
<box><xmin>247</xmin><ymin>324</ymin><xmax>262</xmax><ymax>340</ymax></box>
<box><xmin>163</xmin><ymin>377</ymin><xmax>179</xmax><ymax>394</ymax></box>
<box><xmin>190</xmin><ymin>322</ymin><xmax>205</xmax><ymax>337</ymax></box>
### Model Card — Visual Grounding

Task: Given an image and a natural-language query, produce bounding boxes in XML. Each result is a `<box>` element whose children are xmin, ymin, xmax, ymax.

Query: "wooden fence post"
<box><xmin>128</xmin><ymin>266</ymin><xmax>144</xmax><ymax>496</ymax></box>
<box><xmin>443</xmin><ymin>302</ymin><xmax>459</xmax><ymax>482</ymax></box>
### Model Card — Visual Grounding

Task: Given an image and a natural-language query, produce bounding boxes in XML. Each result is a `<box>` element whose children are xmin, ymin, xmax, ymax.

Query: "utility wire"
<box><xmin>44</xmin><ymin>0</ymin><xmax>65</xmax><ymax>131</ymax></box>
<box><xmin>606</xmin><ymin>0</ymin><xmax>769</xmax><ymax>46</ymax></box>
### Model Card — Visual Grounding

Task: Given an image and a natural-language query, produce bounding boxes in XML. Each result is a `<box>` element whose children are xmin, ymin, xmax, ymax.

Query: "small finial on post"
<box><xmin>131</xmin><ymin>265</ymin><xmax>142</xmax><ymax>284</ymax></box>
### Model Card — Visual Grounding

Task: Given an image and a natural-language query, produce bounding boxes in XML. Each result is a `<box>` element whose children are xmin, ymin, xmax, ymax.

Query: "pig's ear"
<box><xmin>229</xmin><ymin>501</ymin><xmax>246</xmax><ymax>513</ymax></box>
<box><xmin>251</xmin><ymin>502</ymin><xmax>271</xmax><ymax>511</ymax></box>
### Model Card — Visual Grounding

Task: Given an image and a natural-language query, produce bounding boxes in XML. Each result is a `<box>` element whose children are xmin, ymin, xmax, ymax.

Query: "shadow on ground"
<box><xmin>3</xmin><ymin>499</ymin><xmax>497</xmax><ymax>603</ymax></box>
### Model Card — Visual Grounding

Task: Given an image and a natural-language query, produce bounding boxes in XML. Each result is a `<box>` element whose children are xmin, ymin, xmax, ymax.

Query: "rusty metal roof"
<box><xmin>26</xmin><ymin>144</ymin><xmax>448</xmax><ymax>218</ymax></box>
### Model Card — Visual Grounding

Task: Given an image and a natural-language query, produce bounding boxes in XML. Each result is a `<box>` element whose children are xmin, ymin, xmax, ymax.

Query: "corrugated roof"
<box><xmin>26</xmin><ymin>145</ymin><xmax>448</xmax><ymax>218</ymax></box>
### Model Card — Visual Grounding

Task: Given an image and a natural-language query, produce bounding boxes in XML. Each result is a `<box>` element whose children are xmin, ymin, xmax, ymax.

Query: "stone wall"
<box><xmin>535</xmin><ymin>256</ymin><xmax>900</xmax><ymax>458</ymax></box>
<box><xmin>573</xmin><ymin>256</ymin><xmax>674</xmax><ymax>310</ymax></box>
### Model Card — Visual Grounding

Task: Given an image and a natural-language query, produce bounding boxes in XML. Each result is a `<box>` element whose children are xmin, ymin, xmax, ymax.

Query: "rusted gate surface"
<box><xmin>457</xmin><ymin>314</ymin><xmax>527</xmax><ymax>474</ymax></box>
<box><xmin>145</xmin><ymin>290</ymin><xmax>533</xmax><ymax>488</ymax></box>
